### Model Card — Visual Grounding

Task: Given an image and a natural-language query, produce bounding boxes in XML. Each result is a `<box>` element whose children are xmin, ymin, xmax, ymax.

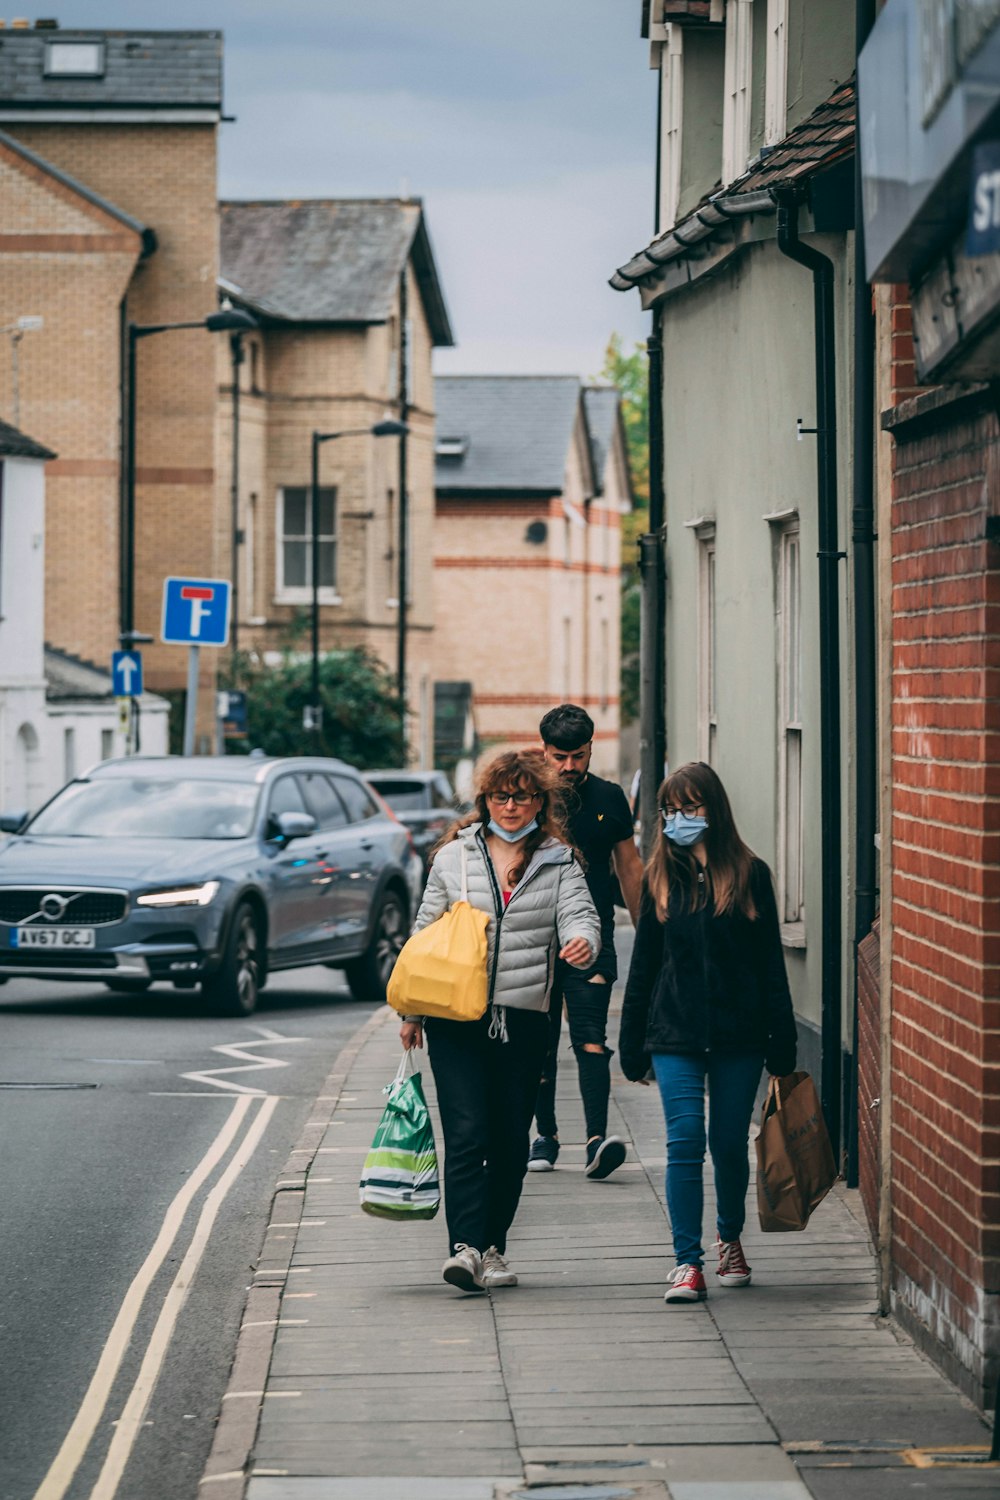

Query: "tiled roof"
<box><xmin>0</xmin><ymin>128</ymin><xmax>156</xmax><ymax>254</ymax></box>
<box><xmin>611</xmin><ymin>76</ymin><xmax>855</xmax><ymax>291</ymax></box>
<box><xmin>0</xmin><ymin>29</ymin><xmax>222</xmax><ymax>111</ymax></box>
<box><xmin>0</xmin><ymin>416</ymin><xmax>54</xmax><ymax>461</ymax></box>
<box><xmin>582</xmin><ymin>386</ymin><xmax>620</xmax><ymax>492</ymax></box>
<box><xmin>434</xmin><ymin>376</ymin><xmax>584</xmax><ymax>495</ymax></box>
<box><xmin>220</xmin><ymin>199</ymin><xmax>454</xmax><ymax>346</ymax></box>
<box><xmin>44</xmin><ymin>645</ymin><xmax>113</xmax><ymax>702</ymax></box>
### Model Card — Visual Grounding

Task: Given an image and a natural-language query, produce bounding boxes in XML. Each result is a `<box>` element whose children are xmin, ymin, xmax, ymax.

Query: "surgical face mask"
<box><xmin>662</xmin><ymin>809</ymin><xmax>708</xmax><ymax>847</ymax></box>
<box><xmin>488</xmin><ymin>817</ymin><xmax>539</xmax><ymax>844</ymax></box>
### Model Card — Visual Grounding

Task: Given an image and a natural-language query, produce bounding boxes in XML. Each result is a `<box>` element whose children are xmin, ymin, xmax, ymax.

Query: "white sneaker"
<box><xmin>442</xmin><ymin>1243</ymin><xmax>485</xmax><ymax>1292</ymax></box>
<box><xmin>482</xmin><ymin>1246</ymin><xmax>518</xmax><ymax>1287</ymax></box>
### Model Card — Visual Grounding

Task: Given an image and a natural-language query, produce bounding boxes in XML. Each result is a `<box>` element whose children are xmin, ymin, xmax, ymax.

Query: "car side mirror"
<box><xmin>0</xmin><ymin>810</ymin><xmax>29</xmax><ymax>834</ymax></box>
<box><xmin>268</xmin><ymin>810</ymin><xmax>317</xmax><ymax>844</ymax></box>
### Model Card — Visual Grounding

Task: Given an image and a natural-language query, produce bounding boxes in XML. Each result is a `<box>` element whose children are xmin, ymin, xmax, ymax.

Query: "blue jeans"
<box><xmin>651</xmin><ymin>1051</ymin><xmax>764</xmax><ymax>1268</ymax></box>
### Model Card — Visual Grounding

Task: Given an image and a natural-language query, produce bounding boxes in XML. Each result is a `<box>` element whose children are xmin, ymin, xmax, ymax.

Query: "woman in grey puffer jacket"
<box><xmin>400</xmin><ymin>749</ymin><xmax>599</xmax><ymax>1294</ymax></box>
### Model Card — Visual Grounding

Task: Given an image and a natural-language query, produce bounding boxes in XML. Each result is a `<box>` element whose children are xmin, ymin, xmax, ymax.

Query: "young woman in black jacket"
<box><xmin>619</xmin><ymin>762</ymin><xmax>797</xmax><ymax>1304</ymax></box>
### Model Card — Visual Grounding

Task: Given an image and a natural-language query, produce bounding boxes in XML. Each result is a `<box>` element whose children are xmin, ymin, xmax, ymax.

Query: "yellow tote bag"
<box><xmin>387</xmin><ymin>841</ymin><xmax>490</xmax><ymax>1021</ymax></box>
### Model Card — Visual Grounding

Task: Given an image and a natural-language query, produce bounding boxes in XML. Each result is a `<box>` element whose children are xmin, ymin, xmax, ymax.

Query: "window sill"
<box><xmin>780</xmin><ymin>922</ymin><xmax>806</xmax><ymax>950</ymax></box>
<box><xmin>275</xmin><ymin>591</ymin><xmax>342</xmax><ymax>607</ymax></box>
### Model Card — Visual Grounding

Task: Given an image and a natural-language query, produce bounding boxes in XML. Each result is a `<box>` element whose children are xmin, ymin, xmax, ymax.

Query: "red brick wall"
<box><xmin>857</xmin><ymin>920</ymin><xmax>881</xmax><ymax>1235</ymax></box>
<box><xmin>886</xmin><ymin>390</ymin><xmax>1000</xmax><ymax>1406</ymax></box>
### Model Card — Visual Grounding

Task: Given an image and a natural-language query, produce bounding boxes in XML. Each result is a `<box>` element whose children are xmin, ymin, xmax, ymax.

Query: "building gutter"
<box><xmin>610</xmin><ymin>189</ymin><xmax>776</xmax><ymax>290</ymax></box>
<box><xmin>774</xmin><ymin>191</ymin><xmax>844</xmax><ymax>1163</ymax></box>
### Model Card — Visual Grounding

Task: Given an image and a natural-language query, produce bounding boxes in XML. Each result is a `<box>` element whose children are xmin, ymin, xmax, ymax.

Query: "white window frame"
<box><xmin>774</xmin><ymin>516</ymin><xmax>805</xmax><ymax>944</ymax></box>
<box><xmin>275</xmin><ymin>485</ymin><xmax>340</xmax><ymax>605</ymax></box>
<box><xmin>722</xmin><ymin>0</ymin><xmax>754</xmax><ymax>185</ymax></box>
<box><xmin>659</xmin><ymin>25</ymin><xmax>684</xmax><ymax>230</ymax></box>
<box><xmin>764</xmin><ymin>0</ymin><xmax>788</xmax><ymax>146</ymax></box>
<box><xmin>693</xmin><ymin>520</ymin><xmax>717</xmax><ymax>764</ymax></box>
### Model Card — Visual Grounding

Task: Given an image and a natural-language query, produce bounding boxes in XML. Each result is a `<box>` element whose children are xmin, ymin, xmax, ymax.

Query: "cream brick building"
<box><xmin>217</xmin><ymin>199</ymin><xmax>453</xmax><ymax>764</ymax></box>
<box><xmin>433</xmin><ymin>377</ymin><xmax>630</xmax><ymax>779</ymax></box>
<box><xmin>0</xmin><ymin>26</ymin><xmax>224</xmax><ymax>739</ymax></box>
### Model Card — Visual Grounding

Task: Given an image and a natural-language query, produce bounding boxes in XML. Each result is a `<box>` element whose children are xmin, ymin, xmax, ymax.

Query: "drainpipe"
<box><xmin>774</xmin><ymin>191</ymin><xmax>844</xmax><ymax>1162</ymax></box>
<box><xmin>847</xmin><ymin>0</ymin><xmax>878</xmax><ymax>1191</ymax></box>
<box><xmin>638</xmin><ymin>304</ymin><xmax>666</xmax><ymax>863</ymax></box>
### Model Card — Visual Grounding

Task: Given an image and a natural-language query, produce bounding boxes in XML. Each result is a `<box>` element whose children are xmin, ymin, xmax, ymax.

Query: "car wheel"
<box><xmin>344</xmin><ymin>891</ymin><xmax>406</xmax><ymax>1004</ymax></box>
<box><xmin>201</xmin><ymin>901</ymin><xmax>260</xmax><ymax>1018</ymax></box>
<box><xmin>105</xmin><ymin>978</ymin><xmax>152</xmax><ymax>994</ymax></box>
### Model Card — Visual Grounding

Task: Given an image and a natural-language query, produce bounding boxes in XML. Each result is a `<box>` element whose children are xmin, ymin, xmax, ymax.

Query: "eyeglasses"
<box><xmin>665</xmin><ymin>802</ymin><xmax>705</xmax><ymax>819</ymax></box>
<box><xmin>486</xmin><ymin>791</ymin><xmax>538</xmax><ymax>807</ymax></box>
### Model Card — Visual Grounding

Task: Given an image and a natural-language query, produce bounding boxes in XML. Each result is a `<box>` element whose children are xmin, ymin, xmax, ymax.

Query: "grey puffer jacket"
<box><xmin>412</xmin><ymin>822</ymin><xmax>600</xmax><ymax>1015</ymax></box>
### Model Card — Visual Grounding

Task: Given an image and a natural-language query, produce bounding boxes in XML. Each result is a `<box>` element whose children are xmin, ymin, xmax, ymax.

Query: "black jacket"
<box><xmin>619</xmin><ymin>857</ymin><xmax>797</xmax><ymax>1080</ymax></box>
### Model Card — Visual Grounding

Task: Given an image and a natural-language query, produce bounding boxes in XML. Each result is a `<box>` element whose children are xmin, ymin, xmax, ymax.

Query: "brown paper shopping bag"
<box><xmin>755</xmin><ymin>1071</ymin><xmax>837</xmax><ymax>1232</ymax></box>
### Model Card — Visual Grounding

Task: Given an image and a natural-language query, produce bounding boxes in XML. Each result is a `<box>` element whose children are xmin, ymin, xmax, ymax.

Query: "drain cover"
<box><xmin>0</xmin><ymin>1082</ymin><xmax>99</xmax><ymax>1090</ymax></box>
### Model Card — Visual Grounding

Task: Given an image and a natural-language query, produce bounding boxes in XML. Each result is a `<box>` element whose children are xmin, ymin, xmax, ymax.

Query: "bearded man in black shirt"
<box><xmin>529</xmin><ymin>704</ymin><xmax>643</xmax><ymax>1179</ymax></box>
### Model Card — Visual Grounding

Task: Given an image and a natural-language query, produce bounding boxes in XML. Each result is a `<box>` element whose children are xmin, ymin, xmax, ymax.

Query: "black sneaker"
<box><xmin>527</xmin><ymin>1135</ymin><xmax>560</xmax><ymax>1172</ymax></box>
<box><xmin>585</xmin><ymin>1135</ymin><xmax>627</xmax><ymax>1179</ymax></box>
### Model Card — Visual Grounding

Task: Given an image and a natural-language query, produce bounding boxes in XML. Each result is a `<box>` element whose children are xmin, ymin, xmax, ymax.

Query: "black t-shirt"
<box><xmin>562</xmin><ymin>773</ymin><xmax>634</xmax><ymax>944</ymax></box>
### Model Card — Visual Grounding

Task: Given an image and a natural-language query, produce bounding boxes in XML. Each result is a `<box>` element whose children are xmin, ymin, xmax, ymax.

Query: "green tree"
<box><xmin>600</xmin><ymin>334</ymin><xmax>649</xmax><ymax>724</ymax></box>
<box><xmin>230</xmin><ymin>644</ymin><xmax>405</xmax><ymax>766</ymax></box>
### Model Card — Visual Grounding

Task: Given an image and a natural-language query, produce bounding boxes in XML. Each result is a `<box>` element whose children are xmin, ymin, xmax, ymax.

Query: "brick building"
<box><xmin>0</xmin><ymin>25</ymin><xmax>225</xmax><ymax>736</ymax></box>
<box><xmin>432</xmin><ymin>376</ymin><xmax>630</xmax><ymax>777</ymax></box>
<box><xmin>217</xmin><ymin>198</ymin><xmax>453</xmax><ymax>764</ymax></box>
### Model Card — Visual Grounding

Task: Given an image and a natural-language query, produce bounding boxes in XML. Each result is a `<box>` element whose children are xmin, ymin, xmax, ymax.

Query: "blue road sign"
<box><xmin>161</xmin><ymin>576</ymin><xmax>231</xmax><ymax>647</ymax></box>
<box><xmin>968</xmin><ymin>142</ymin><xmax>1000</xmax><ymax>256</ymax></box>
<box><xmin>111</xmin><ymin>650</ymin><xmax>143</xmax><ymax>698</ymax></box>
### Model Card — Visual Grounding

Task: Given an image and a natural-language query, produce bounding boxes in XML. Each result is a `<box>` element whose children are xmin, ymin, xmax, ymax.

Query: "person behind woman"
<box><xmin>400</xmin><ymin>749</ymin><xmax>600</xmax><ymax>1294</ymax></box>
<box><xmin>619</xmin><ymin>761</ymin><xmax>797</xmax><ymax>1304</ymax></box>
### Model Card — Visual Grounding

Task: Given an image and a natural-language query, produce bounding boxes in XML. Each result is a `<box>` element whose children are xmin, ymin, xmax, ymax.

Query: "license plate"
<box><xmin>10</xmin><ymin>926</ymin><xmax>96</xmax><ymax>949</ymax></box>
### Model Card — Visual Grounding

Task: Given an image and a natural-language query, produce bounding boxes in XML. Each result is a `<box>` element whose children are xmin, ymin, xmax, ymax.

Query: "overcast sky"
<box><xmin>59</xmin><ymin>0</ymin><xmax>656</xmax><ymax>375</ymax></box>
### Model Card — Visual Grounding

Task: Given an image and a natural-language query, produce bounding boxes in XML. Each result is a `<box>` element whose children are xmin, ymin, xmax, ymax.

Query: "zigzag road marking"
<box><xmin>180</xmin><ymin>1025</ymin><xmax>307</xmax><ymax>1094</ymax></box>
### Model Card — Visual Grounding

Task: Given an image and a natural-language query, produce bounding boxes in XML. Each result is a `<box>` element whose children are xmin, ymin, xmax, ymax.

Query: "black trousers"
<box><xmin>534</xmin><ymin>954</ymin><xmax>616</xmax><ymax>1141</ymax></box>
<box><xmin>427</xmin><ymin>1008</ymin><xmax>549</xmax><ymax>1255</ymax></box>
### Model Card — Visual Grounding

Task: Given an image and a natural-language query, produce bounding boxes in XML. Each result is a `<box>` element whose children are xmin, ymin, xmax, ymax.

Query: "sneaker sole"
<box><xmin>664</xmin><ymin>1289</ymin><xmax>708</xmax><ymax>1304</ymax></box>
<box><xmin>585</xmin><ymin>1138</ymin><xmax>627</xmax><ymax>1179</ymax></box>
<box><xmin>442</xmin><ymin>1264</ymin><xmax>485</xmax><ymax>1292</ymax></box>
<box><xmin>717</xmin><ymin>1273</ymin><xmax>752</xmax><ymax>1287</ymax></box>
<box><xmin>526</xmin><ymin>1159</ymin><xmax>555</xmax><ymax>1173</ymax></box>
<box><xmin>483</xmin><ymin>1274</ymin><xmax>518</xmax><ymax>1288</ymax></box>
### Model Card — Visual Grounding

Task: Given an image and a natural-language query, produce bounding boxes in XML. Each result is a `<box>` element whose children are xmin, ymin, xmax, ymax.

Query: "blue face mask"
<box><xmin>663</xmin><ymin>810</ymin><xmax>708</xmax><ymax>847</ymax></box>
<box><xmin>488</xmin><ymin>817</ymin><xmax>539</xmax><ymax>844</ymax></box>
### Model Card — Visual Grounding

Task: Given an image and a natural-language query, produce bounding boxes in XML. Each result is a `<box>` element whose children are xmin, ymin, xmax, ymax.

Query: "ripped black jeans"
<box><xmin>534</xmin><ymin>952</ymin><xmax>617</xmax><ymax>1141</ymax></box>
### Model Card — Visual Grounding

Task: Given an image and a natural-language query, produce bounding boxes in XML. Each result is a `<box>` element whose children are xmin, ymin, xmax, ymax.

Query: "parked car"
<box><xmin>0</xmin><ymin>755</ymin><xmax>424</xmax><ymax>1016</ymax></box>
<box><xmin>363</xmin><ymin>769</ymin><xmax>463</xmax><ymax>872</ymax></box>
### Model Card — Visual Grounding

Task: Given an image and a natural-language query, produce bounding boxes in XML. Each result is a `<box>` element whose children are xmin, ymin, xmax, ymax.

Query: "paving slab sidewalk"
<box><xmin>203</xmin><ymin>1000</ymin><xmax>996</xmax><ymax>1500</ymax></box>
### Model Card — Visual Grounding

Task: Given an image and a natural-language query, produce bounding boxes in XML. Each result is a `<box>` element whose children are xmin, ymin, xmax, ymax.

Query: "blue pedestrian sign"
<box><xmin>111</xmin><ymin>650</ymin><xmax>143</xmax><ymax>698</ymax></box>
<box><xmin>161</xmin><ymin>576</ymin><xmax>231</xmax><ymax>648</ymax></box>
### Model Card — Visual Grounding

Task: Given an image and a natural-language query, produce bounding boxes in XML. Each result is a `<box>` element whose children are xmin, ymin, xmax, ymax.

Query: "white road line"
<box><xmin>32</xmin><ymin>1095</ymin><xmax>254</xmax><ymax>1500</ymax></box>
<box><xmin>88</xmin><ymin>1095</ymin><xmax>279</xmax><ymax>1500</ymax></box>
<box><xmin>179</xmin><ymin>1027</ymin><xmax>306</xmax><ymax>1094</ymax></box>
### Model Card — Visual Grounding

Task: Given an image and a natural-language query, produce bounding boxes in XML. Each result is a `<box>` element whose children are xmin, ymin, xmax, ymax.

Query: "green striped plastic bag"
<box><xmin>359</xmin><ymin>1048</ymin><xmax>440</xmax><ymax>1220</ymax></box>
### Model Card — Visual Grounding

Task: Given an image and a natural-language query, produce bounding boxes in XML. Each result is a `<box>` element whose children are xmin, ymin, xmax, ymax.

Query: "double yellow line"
<box><xmin>34</xmin><ymin>1094</ymin><xmax>278</xmax><ymax>1500</ymax></box>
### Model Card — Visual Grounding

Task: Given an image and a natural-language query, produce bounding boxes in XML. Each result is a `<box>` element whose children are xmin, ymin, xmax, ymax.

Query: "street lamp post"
<box><xmin>121</xmin><ymin>306</ymin><xmax>257</xmax><ymax>751</ymax></box>
<box><xmin>230</xmin><ymin>331</ymin><xmax>246</xmax><ymax>661</ymax></box>
<box><xmin>307</xmin><ymin>419</ymin><xmax>408</xmax><ymax>736</ymax></box>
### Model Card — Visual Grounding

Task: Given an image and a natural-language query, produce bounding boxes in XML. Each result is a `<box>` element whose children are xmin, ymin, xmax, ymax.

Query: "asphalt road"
<box><xmin>0</xmin><ymin>966</ymin><xmax>377</xmax><ymax>1500</ymax></box>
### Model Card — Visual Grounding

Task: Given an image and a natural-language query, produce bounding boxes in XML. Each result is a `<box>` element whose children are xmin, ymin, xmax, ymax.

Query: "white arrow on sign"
<box><xmin>118</xmin><ymin>655</ymin><xmax>139</xmax><ymax>693</ymax></box>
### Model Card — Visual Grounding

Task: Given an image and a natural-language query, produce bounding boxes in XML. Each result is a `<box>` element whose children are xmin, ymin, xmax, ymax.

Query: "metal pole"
<box><xmin>124</xmin><ymin>325</ymin><xmax>137</xmax><ymax>645</ymax></box>
<box><xmin>310</xmin><ymin>429</ymin><xmax>321</xmax><ymax>730</ymax></box>
<box><xmin>397</xmin><ymin>268</ymin><xmax>409</xmax><ymax>709</ymax></box>
<box><xmin>230</xmin><ymin>332</ymin><xmax>243</xmax><ymax>660</ymax></box>
<box><xmin>183</xmin><ymin>644</ymin><xmax>200</xmax><ymax>756</ymax></box>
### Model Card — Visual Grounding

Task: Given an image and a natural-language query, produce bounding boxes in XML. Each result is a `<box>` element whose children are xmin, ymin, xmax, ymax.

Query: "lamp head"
<box><xmin>371</xmin><ymin>419</ymin><xmax>409</xmax><ymax>438</ymax></box>
<box><xmin>205</xmin><ymin>308</ymin><xmax>258</xmax><ymax>334</ymax></box>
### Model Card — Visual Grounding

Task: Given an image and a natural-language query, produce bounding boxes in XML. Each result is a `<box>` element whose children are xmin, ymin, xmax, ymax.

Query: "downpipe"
<box><xmin>774</xmin><ymin>192</ymin><xmax>845</xmax><ymax>1162</ymax></box>
<box><xmin>639</xmin><ymin>307</ymin><xmax>667</xmax><ymax>862</ymax></box>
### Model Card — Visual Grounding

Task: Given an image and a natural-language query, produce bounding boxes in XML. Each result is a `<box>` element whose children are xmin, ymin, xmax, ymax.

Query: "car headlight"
<box><xmin>136</xmin><ymin>881</ymin><xmax>220</xmax><ymax>909</ymax></box>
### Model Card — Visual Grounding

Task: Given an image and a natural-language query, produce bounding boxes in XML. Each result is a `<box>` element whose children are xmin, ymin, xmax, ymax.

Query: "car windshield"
<box><xmin>28</xmin><ymin>778</ymin><xmax>260</xmax><ymax>840</ymax></box>
<box><xmin>368</xmin><ymin>779</ymin><xmax>430</xmax><ymax>812</ymax></box>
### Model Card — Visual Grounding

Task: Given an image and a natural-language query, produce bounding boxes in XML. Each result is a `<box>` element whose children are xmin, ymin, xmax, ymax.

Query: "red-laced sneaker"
<box><xmin>664</xmin><ymin>1263</ymin><xmax>707</xmax><ymax>1304</ymax></box>
<box><xmin>715</xmin><ymin>1237</ymin><xmax>752</xmax><ymax>1286</ymax></box>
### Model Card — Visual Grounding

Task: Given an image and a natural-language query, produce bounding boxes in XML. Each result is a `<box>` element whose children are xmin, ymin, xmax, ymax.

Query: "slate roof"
<box><xmin>0</xmin><ymin>29</ymin><xmax>222</xmax><ymax>111</ymax></box>
<box><xmin>0</xmin><ymin>416</ymin><xmax>54</xmax><ymax>461</ymax></box>
<box><xmin>44</xmin><ymin>646</ymin><xmax>114</xmax><ymax>703</ymax></box>
<box><xmin>434</xmin><ymin>376</ymin><xmax>585</xmax><ymax>495</ymax></box>
<box><xmin>611</xmin><ymin>76</ymin><xmax>855</xmax><ymax>291</ymax></box>
<box><xmin>582</xmin><ymin>386</ymin><xmax>621</xmax><ymax>493</ymax></box>
<box><xmin>0</xmin><ymin>128</ymin><xmax>156</xmax><ymax>255</ymax></box>
<box><xmin>219</xmin><ymin>199</ymin><xmax>454</xmax><ymax>347</ymax></box>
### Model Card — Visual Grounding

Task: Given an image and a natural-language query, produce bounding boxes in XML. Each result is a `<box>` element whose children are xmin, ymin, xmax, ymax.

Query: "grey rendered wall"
<box><xmin>786</xmin><ymin>0</ymin><xmax>855</xmax><ymax>132</ymax></box>
<box><xmin>658</xmin><ymin>235</ymin><xmax>854</xmax><ymax>1041</ymax></box>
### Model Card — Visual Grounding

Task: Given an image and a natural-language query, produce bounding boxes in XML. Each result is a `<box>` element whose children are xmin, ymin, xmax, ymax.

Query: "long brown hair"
<box><xmin>435</xmin><ymin>748</ymin><xmax>577</xmax><ymax>885</ymax></box>
<box><xmin>645</xmin><ymin>761</ymin><xmax>757</xmax><ymax>921</ymax></box>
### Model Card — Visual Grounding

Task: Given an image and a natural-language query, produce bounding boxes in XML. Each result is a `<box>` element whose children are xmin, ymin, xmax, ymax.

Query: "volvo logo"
<box><xmin>40</xmin><ymin>893</ymin><xmax>71</xmax><ymax>922</ymax></box>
